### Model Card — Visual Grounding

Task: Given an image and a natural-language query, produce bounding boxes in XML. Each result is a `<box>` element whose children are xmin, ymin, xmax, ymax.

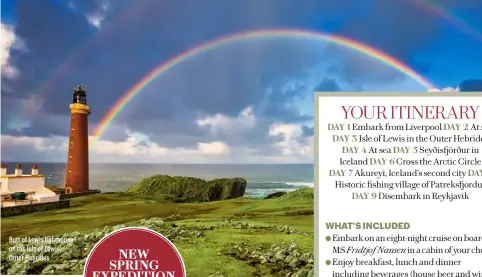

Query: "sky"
<box><xmin>1</xmin><ymin>0</ymin><xmax>482</xmax><ymax>164</ymax></box>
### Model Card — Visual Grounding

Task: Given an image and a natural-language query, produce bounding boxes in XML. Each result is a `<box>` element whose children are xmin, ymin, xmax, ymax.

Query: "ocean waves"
<box><xmin>245</xmin><ymin>180</ymin><xmax>313</xmax><ymax>198</ymax></box>
<box><xmin>5</xmin><ymin>163</ymin><xmax>314</xmax><ymax>199</ymax></box>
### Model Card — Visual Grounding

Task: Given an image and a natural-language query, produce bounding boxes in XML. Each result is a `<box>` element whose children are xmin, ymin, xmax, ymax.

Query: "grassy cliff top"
<box><xmin>1</xmin><ymin>188</ymin><xmax>314</xmax><ymax>276</ymax></box>
<box><xmin>1</xmin><ymin>188</ymin><xmax>313</xmax><ymax>239</ymax></box>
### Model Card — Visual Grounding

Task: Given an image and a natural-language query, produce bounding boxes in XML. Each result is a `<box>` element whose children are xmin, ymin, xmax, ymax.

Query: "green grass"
<box><xmin>1</xmin><ymin>188</ymin><xmax>314</xmax><ymax>276</ymax></box>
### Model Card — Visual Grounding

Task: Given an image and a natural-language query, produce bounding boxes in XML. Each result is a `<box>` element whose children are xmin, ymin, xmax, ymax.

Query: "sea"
<box><xmin>1</xmin><ymin>163</ymin><xmax>314</xmax><ymax>198</ymax></box>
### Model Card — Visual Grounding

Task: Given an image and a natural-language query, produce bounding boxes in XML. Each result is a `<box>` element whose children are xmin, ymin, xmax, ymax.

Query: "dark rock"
<box><xmin>264</xmin><ymin>191</ymin><xmax>287</xmax><ymax>199</ymax></box>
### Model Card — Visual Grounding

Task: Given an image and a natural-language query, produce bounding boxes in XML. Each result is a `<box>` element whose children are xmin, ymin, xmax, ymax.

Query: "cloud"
<box><xmin>1</xmin><ymin>23</ymin><xmax>25</xmax><ymax>79</ymax></box>
<box><xmin>86</xmin><ymin>14</ymin><xmax>104</xmax><ymax>28</ymax></box>
<box><xmin>268</xmin><ymin>123</ymin><xmax>313</xmax><ymax>156</ymax></box>
<box><xmin>2</xmin><ymin>0</ymin><xmax>480</xmax><ymax>163</ymax></box>
<box><xmin>1</xmin><ymin>135</ymin><xmax>69</xmax><ymax>162</ymax></box>
<box><xmin>301</xmin><ymin>125</ymin><xmax>314</xmax><ymax>137</ymax></box>
<box><xmin>67</xmin><ymin>1</ymin><xmax>77</xmax><ymax>11</ymax></box>
<box><xmin>197</xmin><ymin>141</ymin><xmax>230</xmax><ymax>155</ymax></box>
<box><xmin>314</xmin><ymin>78</ymin><xmax>340</xmax><ymax>92</ymax></box>
<box><xmin>91</xmin><ymin>133</ymin><xmax>230</xmax><ymax>158</ymax></box>
<box><xmin>192</xmin><ymin>106</ymin><xmax>275</xmax><ymax>151</ymax></box>
<box><xmin>427</xmin><ymin>87</ymin><xmax>459</xmax><ymax>92</ymax></box>
<box><xmin>85</xmin><ymin>0</ymin><xmax>111</xmax><ymax>28</ymax></box>
<box><xmin>0</xmin><ymin>33</ymin><xmax>435</xmax><ymax>163</ymax></box>
<box><xmin>196</xmin><ymin>106</ymin><xmax>256</xmax><ymax>134</ymax></box>
<box><xmin>1</xmin><ymin>131</ymin><xmax>311</xmax><ymax>163</ymax></box>
<box><xmin>86</xmin><ymin>37</ymin><xmax>325</xmax><ymax>150</ymax></box>
<box><xmin>335</xmin><ymin>0</ymin><xmax>442</xmax><ymax>71</ymax></box>
<box><xmin>3</xmin><ymin>0</ymin><xmax>452</xmax><ymax>113</ymax></box>
<box><xmin>459</xmin><ymin>80</ymin><xmax>482</xmax><ymax>91</ymax></box>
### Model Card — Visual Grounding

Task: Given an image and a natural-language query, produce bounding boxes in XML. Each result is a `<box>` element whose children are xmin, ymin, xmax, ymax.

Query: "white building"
<box><xmin>1</xmin><ymin>164</ymin><xmax>60</xmax><ymax>207</ymax></box>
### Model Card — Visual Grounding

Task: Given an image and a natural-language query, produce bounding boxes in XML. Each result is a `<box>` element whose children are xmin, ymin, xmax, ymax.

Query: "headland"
<box><xmin>1</xmin><ymin>173</ymin><xmax>314</xmax><ymax>277</ymax></box>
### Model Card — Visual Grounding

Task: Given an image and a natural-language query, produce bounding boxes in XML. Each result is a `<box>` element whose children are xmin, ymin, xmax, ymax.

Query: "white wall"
<box><xmin>33</xmin><ymin>187</ymin><xmax>60</xmax><ymax>202</ymax></box>
<box><xmin>1</xmin><ymin>176</ymin><xmax>59</xmax><ymax>203</ymax></box>
<box><xmin>1</xmin><ymin>179</ymin><xmax>7</xmax><ymax>192</ymax></box>
<box><xmin>35</xmin><ymin>194</ymin><xmax>60</xmax><ymax>203</ymax></box>
<box><xmin>3</xmin><ymin>176</ymin><xmax>46</xmax><ymax>192</ymax></box>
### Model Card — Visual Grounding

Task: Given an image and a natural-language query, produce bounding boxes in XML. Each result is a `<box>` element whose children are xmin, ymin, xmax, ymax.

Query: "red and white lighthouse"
<box><xmin>64</xmin><ymin>85</ymin><xmax>91</xmax><ymax>194</ymax></box>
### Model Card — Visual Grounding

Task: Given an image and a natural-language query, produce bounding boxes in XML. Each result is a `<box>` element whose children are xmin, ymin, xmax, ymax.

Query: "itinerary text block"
<box><xmin>316</xmin><ymin>93</ymin><xmax>482</xmax><ymax>277</ymax></box>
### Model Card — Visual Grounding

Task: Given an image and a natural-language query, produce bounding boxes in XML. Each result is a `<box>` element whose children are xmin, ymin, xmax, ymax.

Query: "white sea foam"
<box><xmin>284</xmin><ymin>182</ymin><xmax>314</xmax><ymax>187</ymax></box>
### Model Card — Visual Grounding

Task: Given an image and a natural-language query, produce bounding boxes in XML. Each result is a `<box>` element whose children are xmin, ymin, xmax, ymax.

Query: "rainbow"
<box><xmin>91</xmin><ymin>28</ymin><xmax>436</xmax><ymax>147</ymax></box>
<box><xmin>14</xmin><ymin>0</ymin><xmax>468</xmax><ymax>126</ymax></box>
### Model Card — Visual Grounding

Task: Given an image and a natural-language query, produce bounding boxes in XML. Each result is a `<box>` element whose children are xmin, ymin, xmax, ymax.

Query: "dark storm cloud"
<box><xmin>459</xmin><ymin>80</ymin><xmax>482</xmax><ymax>91</ymax></box>
<box><xmin>4</xmin><ymin>0</ymin><xmax>321</xmax><ymax>125</ymax></box>
<box><xmin>162</xmin><ymin>41</ymin><xmax>318</xmax><ymax>118</ymax></box>
<box><xmin>324</xmin><ymin>50</ymin><xmax>412</xmax><ymax>86</ymax></box>
<box><xmin>3</xmin><ymin>0</ymin><xmax>473</xmax><ymax>145</ymax></box>
<box><xmin>127</xmin><ymin>118</ymin><xmax>211</xmax><ymax>148</ymax></box>
<box><xmin>17</xmin><ymin>114</ymin><xmax>70</xmax><ymax>138</ymax></box>
<box><xmin>262</xmin><ymin>82</ymin><xmax>312</xmax><ymax>123</ymax></box>
<box><xmin>66</xmin><ymin>0</ymin><xmax>101</xmax><ymax>14</ymax></box>
<box><xmin>321</xmin><ymin>0</ymin><xmax>466</xmax><ymax>83</ymax></box>
<box><xmin>314</xmin><ymin>78</ymin><xmax>340</xmax><ymax>92</ymax></box>
<box><xmin>301</xmin><ymin>125</ymin><xmax>314</xmax><ymax>137</ymax></box>
<box><xmin>307</xmin><ymin>0</ymin><xmax>482</xmax><ymax>85</ymax></box>
<box><xmin>1</xmin><ymin>96</ymin><xmax>24</xmax><ymax>133</ymax></box>
<box><xmin>4</xmin><ymin>0</ymin><xmax>95</xmax><ymax>90</ymax></box>
<box><xmin>92</xmin><ymin>123</ymin><xmax>129</xmax><ymax>142</ymax></box>
<box><xmin>113</xmin><ymin>38</ymin><xmax>321</xmax><ymax>147</ymax></box>
<box><xmin>336</xmin><ymin>0</ymin><xmax>441</xmax><ymax>67</ymax></box>
<box><xmin>424</xmin><ymin>0</ymin><xmax>482</xmax><ymax>8</ymax></box>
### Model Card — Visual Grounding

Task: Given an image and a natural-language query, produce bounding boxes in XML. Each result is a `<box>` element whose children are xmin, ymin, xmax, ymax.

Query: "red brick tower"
<box><xmin>65</xmin><ymin>85</ymin><xmax>91</xmax><ymax>194</ymax></box>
